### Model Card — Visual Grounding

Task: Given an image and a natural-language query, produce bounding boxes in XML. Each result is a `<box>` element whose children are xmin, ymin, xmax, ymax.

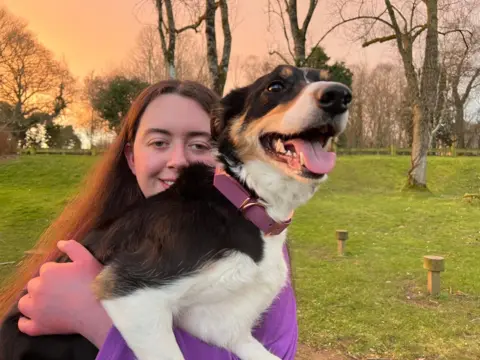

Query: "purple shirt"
<box><xmin>96</xmin><ymin>247</ymin><xmax>298</xmax><ymax>360</ymax></box>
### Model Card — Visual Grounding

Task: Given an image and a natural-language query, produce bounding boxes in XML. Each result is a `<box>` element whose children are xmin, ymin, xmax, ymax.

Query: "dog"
<box><xmin>0</xmin><ymin>65</ymin><xmax>352</xmax><ymax>360</ymax></box>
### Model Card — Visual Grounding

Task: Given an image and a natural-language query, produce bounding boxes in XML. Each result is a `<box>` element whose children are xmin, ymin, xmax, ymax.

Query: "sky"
<box><xmin>0</xmin><ymin>0</ymin><xmax>396</xmax><ymax>94</ymax></box>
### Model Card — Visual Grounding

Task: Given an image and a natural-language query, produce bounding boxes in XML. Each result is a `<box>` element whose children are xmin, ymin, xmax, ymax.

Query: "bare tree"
<box><xmin>118</xmin><ymin>25</ymin><xmax>210</xmax><ymax>86</ymax></box>
<box><xmin>443</xmin><ymin>25</ymin><xmax>480</xmax><ymax>148</ymax></box>
<box><xmin>122</xmin><ymin>25</ymin><xmax>165</xmax><ymax>84</ymax></box>
<box><xmin>154</xmin><ymin>0</ymin><xmax>215</xmax><ymax>79</ymax></box>
<box><xmin>0</xmin><ymin>7</ymin><xmax>27</xmax><ymax>66</ymax></box>
<box><xmin>205</xmin><ymin>0</ymin><xmax>232</xmax><ymax>95</ymax></box>
<box><xmin>323</xmin><ymin>0</ymin><xmax>473</xmax><ymax>189</ymax></box>
<box><xmin>267</xmin><ymin>0</ymin><xmax>320</xmax><ymax>66</ymax></box>
<box><xmin>347</xmin><ymin>61</ymin><xmax>408</xmax><ymax>148</ymax></box>
<box><xmin>76</xmin><ymin>71</ymin><xmax>110</xmax><ymax>149</ymax></box>
<box><xmin>0</xmin><ymin>18</ymin><xmax>76</xmax><ymax>134</ymax></box>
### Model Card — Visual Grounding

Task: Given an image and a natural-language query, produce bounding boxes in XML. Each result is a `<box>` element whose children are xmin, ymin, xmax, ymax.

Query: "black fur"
<box><xmin>92</xmin><ymin>163</ymin><xmax>265</xmax><ymax>297</ymax></box>
<box><xmin>0</xmin><ymin>164</ymin><xmax>265</xmax><ymax>359</ymax></box>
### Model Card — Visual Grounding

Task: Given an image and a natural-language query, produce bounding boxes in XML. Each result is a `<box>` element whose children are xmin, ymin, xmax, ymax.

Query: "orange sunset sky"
<box><xmin>1</xmin><ymin>0</ymin><xmax>395</xmax><ymax>93</ymax></box>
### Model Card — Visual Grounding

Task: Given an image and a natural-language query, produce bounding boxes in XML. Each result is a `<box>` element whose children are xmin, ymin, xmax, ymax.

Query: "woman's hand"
<box><xmin>17</xmin><ymin>240</ymin><xmax>113</xmax><ymax>348</ymax></box>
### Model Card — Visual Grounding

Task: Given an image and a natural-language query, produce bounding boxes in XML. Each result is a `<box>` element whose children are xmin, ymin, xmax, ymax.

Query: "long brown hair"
<box><xmin>0</xmin><ymin>79</ymin><xmax>220</xmax><ymax>320</ymax></box>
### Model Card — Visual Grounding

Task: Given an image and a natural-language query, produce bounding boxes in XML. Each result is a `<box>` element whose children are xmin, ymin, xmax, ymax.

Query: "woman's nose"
<box><xmin>166</xmin><ymin>144</ymin><xmax>188</xmax><ymax>169</ymax></box>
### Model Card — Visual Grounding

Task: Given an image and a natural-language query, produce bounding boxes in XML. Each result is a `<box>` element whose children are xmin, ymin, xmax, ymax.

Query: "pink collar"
<box><xmin>213</xmin><ymin>166</ymin><xmax>293</xmax><ymax>236</ymax></box>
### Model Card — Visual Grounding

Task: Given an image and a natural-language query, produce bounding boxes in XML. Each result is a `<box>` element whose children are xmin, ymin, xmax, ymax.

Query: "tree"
<box><xmin>443</xmin><ymin>26</ymin><xmax>480</xmax><ymax>148</ymax></box>
<box><xmin>205</xmin><ymin>0</ymin><xmax>232</xmax><ymax>95</ymax></box>
<box><xmin>90</xmin><ymin>75</ymin><xmax>149</xmax><ymax>132</ymax></box>
<box><xmin>346</xmin><ymin>61</ymin><xmax>408</xmax><ymax>149</ymax></box>
<box><xmin>0</xmin><ymin>8</ymin><xmax>76</xmax><ymax>144</ymax></box>
<box><xmin>153</xmin><ymin>0</ymin><xmax>215</xmax><ymax>79</ymax></box>
<box><xmin>119</xmin><ymin>25</ymin><xmax>210</xmax><ymax>86</ymax></box>
<box><xmin>323</xmin><ymin>0</ymin><xmax>473</xmax><ymax>189</ymax></box>
<box><xmin>44</xmin><ymin>123</ymin><xmax>81</xmax><ymax>149</ymax></box>
<box><xmin>122</xmin><ymin>25</ymin><xmax>165</xmax><ymax>84</ymax></box>
<box><xmin>267</xmin><ymin>0</ymin><xmax>321</xmax><ymax>66</ymax></box>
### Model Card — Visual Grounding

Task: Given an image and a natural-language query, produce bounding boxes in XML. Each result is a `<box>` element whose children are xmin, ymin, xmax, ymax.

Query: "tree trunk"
<box><xmin>408</xmin><ymin>0</ymin><xmax>439</xmax><ymax>190</ymax></box>
<box><xmin>155</xmin><ymin>0</ymin><xmax>177</xmax><ymax>79</ymax></box>
<box><xmin>205</xmin><ymin>0</ymin><xmax>231</xmax><ymax>96</ymax></box>
<box><xmin>454</xmin><ymin>102</ymin><xmax>465</xmax><ymax>148</ymax></box>
<box><xmin>408</xmin><ymin>101</ymin><xmax>429</xmax><ymax>189</ymax></box>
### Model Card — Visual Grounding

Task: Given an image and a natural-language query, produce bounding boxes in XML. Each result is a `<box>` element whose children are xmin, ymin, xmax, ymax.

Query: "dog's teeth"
<box><xmin>286</xmin><ymin>150</ymin><xmax>293</xmax><ymax>156</ymax></box>
<box><xmin>299</xmin><ymin>152</ymin><xmax>305</xmax><ymax>166</ymax></box>
<box><xmin>324</xmin><ymin>137</ymin><xmax>333</xmax><ymax>150</ymax></box>
<box><xmin>275</xmin><ymin>139</ymin><xmax>286</xmax><ymax>153</ymax></box>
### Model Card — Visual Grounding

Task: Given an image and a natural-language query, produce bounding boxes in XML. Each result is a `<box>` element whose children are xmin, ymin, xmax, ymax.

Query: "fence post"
<box><xmin>390</xmin><ymin>144</ymin><xmax>396</xmax><ymax>156</ymax></box>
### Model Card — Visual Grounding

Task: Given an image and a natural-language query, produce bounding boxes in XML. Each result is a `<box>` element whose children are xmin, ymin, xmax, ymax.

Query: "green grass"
<box><xmin>1</xmin><ymin>154</ymin><xmax>480</xmax><ymax>359</ymax></box>
<box><xmin>289</xmin><ymin>156</ymin><xmax>480</xmax><ymax>359</ymax></box>
<box><xmin>0</xmin><ymin>155</ymin><xmax>98</xmax><ymax>277</ymax></box>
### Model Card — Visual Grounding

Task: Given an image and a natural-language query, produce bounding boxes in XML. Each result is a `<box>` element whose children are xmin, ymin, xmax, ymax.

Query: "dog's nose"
<box><xmin>315</xmin><ymin>83</ymin><xmax>352</xmax><ymax>115</ymax></box>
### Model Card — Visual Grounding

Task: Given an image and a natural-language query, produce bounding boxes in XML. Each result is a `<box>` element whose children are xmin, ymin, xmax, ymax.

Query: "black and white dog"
<box><xmin>0</xmin><ymin>65</ymin><xmax>352</xmax><ymax>360</ymax></box>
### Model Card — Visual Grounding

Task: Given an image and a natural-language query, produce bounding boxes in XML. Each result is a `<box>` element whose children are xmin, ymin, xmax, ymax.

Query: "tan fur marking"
<box><xmin>280</xmin><ymin>67</ymin><xmax>293</xmax><ymax>78</ymax></box>
<box><xmin>92</xmin><ymin>267</ymin><xmax>117</xmax><ymax>300</ymax></box>
<box><xmin>319</xmin><ymin>69</ymin><xmax>330</xmax><ymax>80</ymax></box>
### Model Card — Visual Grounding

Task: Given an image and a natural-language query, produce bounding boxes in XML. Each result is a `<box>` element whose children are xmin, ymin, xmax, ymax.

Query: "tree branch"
<box><xmin>438</xmin><ymin>28</ymin><xmax>473</xmax><ymax>49</ymax></box>
<box><xmin>384</xmin><ymin>0</ymin><xmax>407</xmax><ymax>55</ymax></box>
<box><xmin>411</xmin><ymin>24</ymin><xmax>427</xmax><ymax>41</ymax></box>
<box><xmin>461</xmin><ymin>68</ymin><xmax>480</xmax><ymax>104</ymax></box>
<box><xmin>301</xmin><ymin>0</ymin><xmax>318</xmax><ymax>34</ymax></box>
<box><xmin>391</xmin><ymin>4</ymin><xmax>407</xmax><ymax>32</ymax></box>
<box><xmin>176</xmin><ymin>1</ymin><xmax>220</xmax><ymax>34</ymax></box>
<box><xmin>410</xmin><ymin>0</ymin><xmax>419</xmax><ymax>31</ymax></box>
<box><xmin>272</xmin><ymin>0</ymin><xmax>295</xmax><ymax>62</ymax></box>
<box><xmin>362</xmin><ymin>34</ymin><xmax>396</xmax><ymax>47</ymax></box>
<box><xmin>304</xmin><ymin>12</ymin><xmax>396</xmax><ymax>64</ymax></box>
<box><xmin>268</xmin><ymin>50</ymin><xmax>292</xmax><ymax>65</ymax></box>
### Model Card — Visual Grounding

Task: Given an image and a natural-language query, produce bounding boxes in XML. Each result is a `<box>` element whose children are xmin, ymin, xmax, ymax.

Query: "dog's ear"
<box><xmin>211</xmin><ymin>86</ymin><xmax>249</xmax><ymax>141</ymax></box>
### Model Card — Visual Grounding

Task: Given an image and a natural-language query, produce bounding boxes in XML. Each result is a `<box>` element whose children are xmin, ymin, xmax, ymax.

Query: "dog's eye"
<box><xmin>267</xmin><ymin>81</ymin><xmax>285</xmax><ymax>93</ymax></box>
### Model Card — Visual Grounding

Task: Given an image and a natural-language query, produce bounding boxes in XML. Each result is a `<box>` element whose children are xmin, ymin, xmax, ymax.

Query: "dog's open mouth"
<box><xmin>260</xmin><ymin>125</ymin><xmax>336</xmax><ymax>177</ymax></box>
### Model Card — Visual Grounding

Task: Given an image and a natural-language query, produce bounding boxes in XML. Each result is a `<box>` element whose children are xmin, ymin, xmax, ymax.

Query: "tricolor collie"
<box><xmin>0</xmin><ymin>65</ymin><xmax>352</xmax><ymax>360</ymax></box>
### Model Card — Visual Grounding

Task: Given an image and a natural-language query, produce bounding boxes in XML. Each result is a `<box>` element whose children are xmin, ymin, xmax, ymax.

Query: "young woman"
<box><xmin>0</xmin><ymin>80</ymin><xmax>298</xmax><ymax>359</ymax></box>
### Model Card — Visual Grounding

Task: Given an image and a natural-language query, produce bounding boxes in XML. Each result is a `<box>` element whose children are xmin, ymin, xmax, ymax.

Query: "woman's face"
<box><xmin>125</xmin><ymin>93</ymin><xmax>217</xmax><ymax>198</ymax></box>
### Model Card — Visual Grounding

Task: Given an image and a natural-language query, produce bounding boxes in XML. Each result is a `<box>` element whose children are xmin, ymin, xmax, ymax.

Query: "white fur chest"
<box><xmin>101</xmin><ymin>232</ymin><xmax>289</xmax><ymax>360</ymax></box>
<box><xmin>174</xmin><ymin>231</ymin><xmax>289</xmax><ymax>315</ymax></box>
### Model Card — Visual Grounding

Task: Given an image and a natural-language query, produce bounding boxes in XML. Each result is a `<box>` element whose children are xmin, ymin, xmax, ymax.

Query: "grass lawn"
<box><xmin>1</xmin><ymin>154</ymin><xmax>479</xmax><ymax>359</ymax></box>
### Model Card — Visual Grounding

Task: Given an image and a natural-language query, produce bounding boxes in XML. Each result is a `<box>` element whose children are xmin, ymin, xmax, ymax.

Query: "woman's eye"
<box><xmin>190</xmin><ymin>143</ymin><xmax>211</xmax><ymax>151</ymax></box>
<box><xmin>152</xmin><ymin>140</ymin><xmax>168</xmax><ymax>148</ymax></box>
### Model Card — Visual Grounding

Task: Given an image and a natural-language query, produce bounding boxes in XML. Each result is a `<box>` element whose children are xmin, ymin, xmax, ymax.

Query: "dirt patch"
<box><xmin>296</xmin><ymin>344</ymin><xmax>349</xmax><ymax>360</ymax></box>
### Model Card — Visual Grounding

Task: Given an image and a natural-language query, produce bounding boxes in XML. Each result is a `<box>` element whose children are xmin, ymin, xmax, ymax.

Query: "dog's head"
<box><xmin>213</xmin><ymin>65</ymin><xmax>351</xmax><ymax>182</ymax></box>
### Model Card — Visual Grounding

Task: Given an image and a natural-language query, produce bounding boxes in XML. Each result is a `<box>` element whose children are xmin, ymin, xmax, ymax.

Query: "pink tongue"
<box><xmin>284</xmin><ymin>139</ymin><xmax>336</xmax><ymax>174</ymax></box>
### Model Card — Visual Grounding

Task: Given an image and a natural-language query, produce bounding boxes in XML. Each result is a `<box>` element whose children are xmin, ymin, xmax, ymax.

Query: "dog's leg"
<box><xmin>229</xmin><ymin>335</ymin><xmax>281</xmax><ymax>360</ymax></box>
<box><xmin>94</xmin><ymin>269</ymin><xmax>185</xmax><ymax>360</ymax></box>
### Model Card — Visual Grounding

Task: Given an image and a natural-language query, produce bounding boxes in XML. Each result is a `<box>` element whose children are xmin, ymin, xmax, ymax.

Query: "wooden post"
<box><xmin>336</xmin><ymin>230</ymin><xmax>348</xmax><ymax>256</ymax></box>
<box><xmin>423</xmin><ymin>255</ymin><xmax>445</xmax><ymax>296</ymax></box>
